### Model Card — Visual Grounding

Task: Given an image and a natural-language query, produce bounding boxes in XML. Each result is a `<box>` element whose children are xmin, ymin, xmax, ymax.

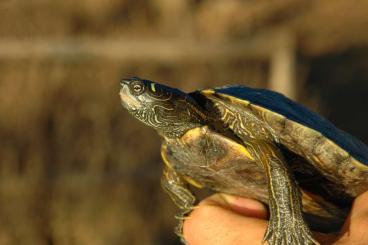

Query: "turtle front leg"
<box><xmin>247</xmin><ymin>140</ymin><xmax>319</xmax><ymax>245</ymax></box>
<box><xmin>161</xmin><ymin>167</ymin><xmax>196</xmax><ymax>242</ymax></box>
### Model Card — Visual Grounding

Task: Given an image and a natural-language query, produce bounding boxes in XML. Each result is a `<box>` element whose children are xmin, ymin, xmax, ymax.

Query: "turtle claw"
<box><xmin>174</xmin><ymin>214</ymin><xmax>191</xmax><ymax>221</ymax></box>
<box><xmin>174</xmin><ymin>219</ymin><xmax>189</xmax><ymax>245</ymax></box>
<box><xmin>263</xmin><ymin>223</ymin><xmax>320</xmax><ymax>245</ymax></box>
<box><xmin>178</xmin><ymin>235</ymin><xmax>189</xmax><ymax>245</ymax></box>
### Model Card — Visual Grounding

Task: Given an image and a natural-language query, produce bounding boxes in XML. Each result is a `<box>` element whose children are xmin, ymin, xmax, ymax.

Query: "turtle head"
<box><xmin>120</xmin><ymin>77</ymin><xmax>205</xmax><ymax>138</ymax></box>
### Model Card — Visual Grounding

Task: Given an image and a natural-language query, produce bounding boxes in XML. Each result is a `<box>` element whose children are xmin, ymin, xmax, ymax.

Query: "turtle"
<box><xmin>119</xmin><ymin>77</ymin><xmax>368</xmax><ymax>245</ymax></box>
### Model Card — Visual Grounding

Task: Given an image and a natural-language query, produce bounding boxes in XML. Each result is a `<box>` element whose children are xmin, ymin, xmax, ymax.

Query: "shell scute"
<box><xmin>204</xmin><ymin>86</ymin><xmax>368</xmax><ymax>196</ymax></box>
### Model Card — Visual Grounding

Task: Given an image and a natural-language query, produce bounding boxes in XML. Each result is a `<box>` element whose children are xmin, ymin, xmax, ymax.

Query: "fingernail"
<box><xmin>219</xmin><ymin>193</ymin><xmax>268</xmax><ymax>219</ymax></box>
<box><xmin>221</xmin><ymin>194</ymin><xmax>263</xmax><ymax>208</ymax></box>
<box><xmin>220</xmin><ymin>193</ymin><xmax>238</xmax><ymax>205</ymax></box>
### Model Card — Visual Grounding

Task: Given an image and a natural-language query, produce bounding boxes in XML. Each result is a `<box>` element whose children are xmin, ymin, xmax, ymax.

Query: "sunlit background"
<box><xmin>0</xmin><ymin>0</ymin><xmax>368</xmax><ymax>244</ymax></box>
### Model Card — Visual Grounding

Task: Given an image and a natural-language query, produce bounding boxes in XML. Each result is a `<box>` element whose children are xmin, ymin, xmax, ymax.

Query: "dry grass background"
<box><xmin>0</xmin><ymin>1</ymin><xmax>367</xmax><ymax>245</ymax></box>
<box><xmin>0</xmin><ymin>57</ymin><xmax>266</xmax><ymax>245</ymax></box>
<box><xmin>0</xmin><ymin>1</ymin><xmax>267</xmax><ymax>244</ymax></box>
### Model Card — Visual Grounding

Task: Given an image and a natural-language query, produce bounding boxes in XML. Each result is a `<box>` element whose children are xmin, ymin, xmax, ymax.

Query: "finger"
<box><xmin>336</xmin><ymin>191</ymin><xmax>368</xmax><ymax>244</ymax></box>
<box><xmin>183</xmin><ymin>194</ymin><xmax>268</xmax><ymax>245</ymax></box>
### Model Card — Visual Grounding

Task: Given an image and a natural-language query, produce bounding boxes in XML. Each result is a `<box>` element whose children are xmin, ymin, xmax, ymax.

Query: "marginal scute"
<box><xmin>340</xmin><ymin>157</ymin><xmax>368</xmax><ymax>195</ymax></box>
<box><xmin>252</xmin><ymin>104</ymin><xmax>368</xmax><ymax>196</ymax></box>
<box><xmin>279</xmin><ymin>120</ymin><xmax>305</xmax><ymax>155</ymax></box>
<box><xmin>313</xmin><ymin>138</ymin><xmax>349</xmax><ymax>167</ymax></box>
<box><xmin>254</xmin><ymin>104</ymin><xmax>286</xmax><ymax>133</ymax></box>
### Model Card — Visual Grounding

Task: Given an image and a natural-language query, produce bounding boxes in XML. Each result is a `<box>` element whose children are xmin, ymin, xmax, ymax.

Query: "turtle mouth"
<box><xmin>119</xmin><ymin>84</ymin><xmax>141</xmax><ymax>111</ymax></box>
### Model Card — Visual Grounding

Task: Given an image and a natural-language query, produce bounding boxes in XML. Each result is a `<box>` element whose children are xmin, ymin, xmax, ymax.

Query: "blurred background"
<box><xmin>0</xmin><ymin>0</ymin><xmax>368</xmax><ymax>244</ymax></box>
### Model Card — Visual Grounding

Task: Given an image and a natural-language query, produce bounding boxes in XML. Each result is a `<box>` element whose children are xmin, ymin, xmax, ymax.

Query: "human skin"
<box><xmin>183</xmin><ymin>191</ymin><xmax>368</xmax><ymax>245</ymax></box>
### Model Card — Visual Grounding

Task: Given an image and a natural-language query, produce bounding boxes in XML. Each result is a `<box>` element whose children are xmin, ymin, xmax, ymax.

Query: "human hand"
<box><xmin>183</xmin><ymin>192</ymin><xmax>368</xmax><ymax>245</ymax></box>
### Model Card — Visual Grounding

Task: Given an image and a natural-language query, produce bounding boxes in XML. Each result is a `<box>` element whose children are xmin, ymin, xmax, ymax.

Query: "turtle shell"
<box><xmin>162</xmin><ymin>85</ymin><xmax>368</xmax><ymax>233</ymax></box>
<box><xmin>199</xmin><ymin>86</ymin><xmax>368</xmax><ymax>197</ymax></box>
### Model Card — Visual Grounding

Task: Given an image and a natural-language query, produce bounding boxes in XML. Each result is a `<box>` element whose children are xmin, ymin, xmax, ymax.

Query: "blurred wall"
<box><xmin>0</xmin><ymin>1</ymin><xmax>367</xmax><ymax>245</ymax></box>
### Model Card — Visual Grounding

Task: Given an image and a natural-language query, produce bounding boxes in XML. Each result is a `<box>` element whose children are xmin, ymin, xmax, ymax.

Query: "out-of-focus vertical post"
<box><xmin>269</xmin><ymin>30</ymin><xmax>297</xmax><ymax>99</ymax></box>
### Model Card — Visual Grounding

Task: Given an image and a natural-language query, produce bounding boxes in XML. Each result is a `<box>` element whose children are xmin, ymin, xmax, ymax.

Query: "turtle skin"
<box><xmin>160</xmin><ymin>87</ymin><xmax>368</xmax><ymax>245</ymax></box>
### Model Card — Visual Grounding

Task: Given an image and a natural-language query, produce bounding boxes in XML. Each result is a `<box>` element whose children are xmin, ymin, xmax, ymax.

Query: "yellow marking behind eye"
<box><xmin>151</xmin><ymin>83</ymin><xmax>156</xmax><ymax>92</ymax></box>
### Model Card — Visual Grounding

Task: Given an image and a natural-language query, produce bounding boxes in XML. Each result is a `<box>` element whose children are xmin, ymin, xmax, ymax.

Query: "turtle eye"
<box><xmin>131</xmin><ymin>82</ymin><xmax>145</xmax><ymax>95</ymax></box>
